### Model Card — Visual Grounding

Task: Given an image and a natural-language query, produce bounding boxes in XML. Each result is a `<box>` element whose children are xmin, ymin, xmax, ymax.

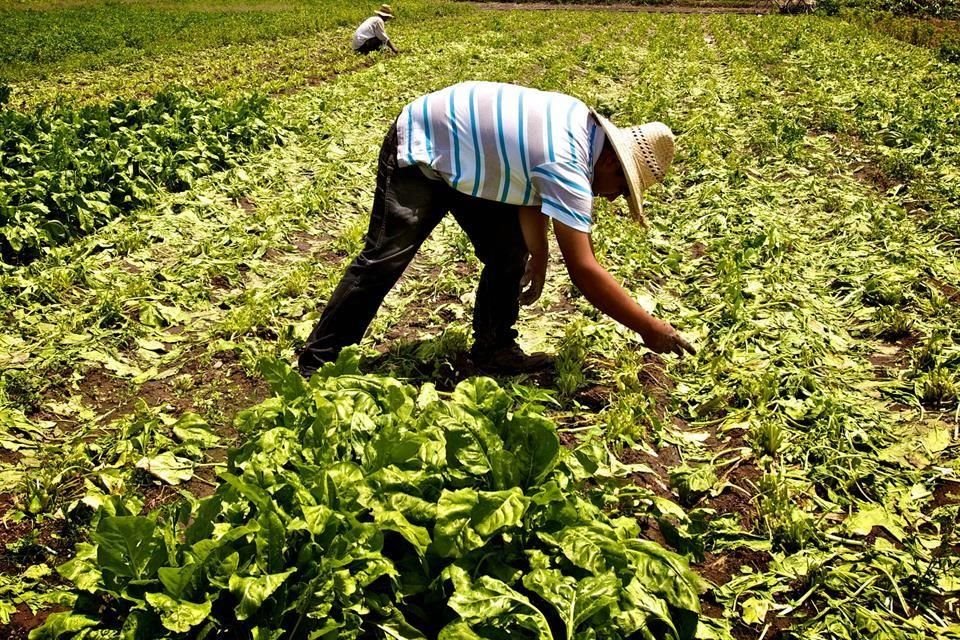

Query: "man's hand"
<box><xmin>519</xmin><ymin>254</ymin><xmax>547</xmax><ymax>306</ymax></box>
<box><xmin>642</xmin><ymin>318</ymin><xmax>696</xmax><ymax>357</ymax></box>
<box><xmin>552</xmin><ymin>220</ymin><xmax>696</xmax><ymax>357</ymax></box>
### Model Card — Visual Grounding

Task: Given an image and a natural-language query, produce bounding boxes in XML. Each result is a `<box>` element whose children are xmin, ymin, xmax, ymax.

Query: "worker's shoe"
<box><xmin>472</xmin><ymin>342</ymin><xmax>553</xmax><ymax>374</ymax></box>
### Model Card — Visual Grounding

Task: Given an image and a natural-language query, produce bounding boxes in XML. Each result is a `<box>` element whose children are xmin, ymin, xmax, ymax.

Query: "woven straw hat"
<box><xmin>375</xmin><ymin>4</ymin><xmax>395</xmax><ymax>18</ymax></box>
<box><xmin>590</xmin><ymin>110</ymin><xmax>675</xmax><ymax>224</ymax></box>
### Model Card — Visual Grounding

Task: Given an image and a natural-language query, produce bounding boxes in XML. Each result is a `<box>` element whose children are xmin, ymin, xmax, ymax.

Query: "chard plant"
<box><xmin>37</xmin><ymin>351</ymin><xmax>704</xmax><ymax>640</ymax></box>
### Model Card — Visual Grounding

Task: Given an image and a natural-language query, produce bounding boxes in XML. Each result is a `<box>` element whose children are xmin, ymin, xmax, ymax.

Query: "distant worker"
<box><xmin>352</xmin><ymin>4</ymin><xmax>398</xmax><ymax>55</ymax></box>
<box><xmin>298</xmin><ymin>81</ymin><xmax>694</xmax><ymax>378</ymax></box>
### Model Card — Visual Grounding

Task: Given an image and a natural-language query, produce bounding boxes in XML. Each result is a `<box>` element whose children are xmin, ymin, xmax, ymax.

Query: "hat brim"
<box><xmin>590</xmin><ymin>109</ymin><xmax>646</xmax><ymax>226</ymax></box>
<box><xmin>376</xmin><ymin>11</ymin><xmax>394</xmax><ymax>17</ymax></box>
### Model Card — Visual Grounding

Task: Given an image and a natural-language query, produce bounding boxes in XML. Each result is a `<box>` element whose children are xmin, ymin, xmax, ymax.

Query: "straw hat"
<box><xmin>590</xmin><ymin>110</ymin><xmax>675</xmax><ymax>225</ymax></box>
<box><xmin>375</xmin><ymin>4</ymin><xmax>395</xmax><ymax>18</ymax></box>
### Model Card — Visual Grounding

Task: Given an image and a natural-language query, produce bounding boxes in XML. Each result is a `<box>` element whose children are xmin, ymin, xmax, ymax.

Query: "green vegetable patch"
<box><xmin>36</xmin><ymin>350</ymin><xmax>704</xmax><ymax>639</ymax></box>
<box><xmin>0</xmin><ymin>87</ymin><xmax>282</xmax><ymax>264</ymax></box>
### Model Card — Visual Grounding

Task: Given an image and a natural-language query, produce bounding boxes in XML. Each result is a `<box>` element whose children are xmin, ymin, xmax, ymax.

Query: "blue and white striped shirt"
<box><xmin>396</xmin><ymin>82</ymin><xmax>606</xmax><ymax>233</ymax></box>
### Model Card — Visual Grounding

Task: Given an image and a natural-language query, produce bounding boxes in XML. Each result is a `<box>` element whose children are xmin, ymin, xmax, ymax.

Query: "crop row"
<box><xmin>38</xmin><ymin>360</ymin><xmax>703</xmax><ymax>639</ymax></box>
<box><xmin>717</xmin><ymin>14</ymin><xmax>960</xmax><ymax>237</ymax></box>
<box><xmin>0</xmin><ymin>87</ymin><xmax>281</xmax><ymax>264</ymax></box>
<box><xmin>590</xmin><ymin>13</ymin><xmax>960</xmax><ymax>636</ymax></box>
<box><xmin>0</xmin><ymin>0</ymin><xmax>470</xmax><ymax>82</ymax></box>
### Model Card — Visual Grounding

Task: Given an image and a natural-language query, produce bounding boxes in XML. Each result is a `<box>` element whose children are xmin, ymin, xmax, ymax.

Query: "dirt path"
<box><xmin>472</xmin><ymin>1</ymin><xmax>774</xmax><ymax>14</ymax></box>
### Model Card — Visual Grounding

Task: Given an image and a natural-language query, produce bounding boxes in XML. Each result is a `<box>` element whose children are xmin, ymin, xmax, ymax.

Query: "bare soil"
<box><xmin>5</xmin><ymin>604</ymin><xmax>66</xmax><ymax>640</ymax></box>
<box><xmin>0</xmin><ymin>502</ymin><xmax>87</xmax><ymax>570</ymax></box>
<box><xmin>930</xmin><ymin>276</ymin><xmax>960</xmax><ymax>304</ymax></box>
<box><xmin>852</xmin><ymin>159</ymin><xmax>898</xmax><ymax>193</ymax></box>
<box><xmin>696</xmin><ymin>547</ymin><xmax>771</xmax><ymax>586</ymax></box>
<box><xmin>932</xmin><ymin>479</ymin><xmax>960</xmax><ymax>508</ymax></box>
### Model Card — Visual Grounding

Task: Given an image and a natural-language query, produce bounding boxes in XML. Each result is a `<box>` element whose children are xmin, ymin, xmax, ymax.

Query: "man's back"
<box><xmin>396</xmin><ymin>82</ymin><xmax>605</xmax><ymax>233</ymax></box>
<box><xmin>352</xmin><ymin>16</ymin><xmax>387</xmax><ymax>50</ymax></box>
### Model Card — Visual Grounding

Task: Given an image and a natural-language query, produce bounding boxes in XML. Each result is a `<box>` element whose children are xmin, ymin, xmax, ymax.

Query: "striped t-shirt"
<box><xmin>396</xmin><ymin>82</ymin><xmax>606</xmax><ymax>233</ymax></box>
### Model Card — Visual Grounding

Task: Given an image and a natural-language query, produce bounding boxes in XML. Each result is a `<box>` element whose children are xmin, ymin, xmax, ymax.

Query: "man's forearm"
<box><xmin>567</xmin><ymin>261</ymin><xmax>657</xmax><ymax>337</ymax></box>
<box><xmin>518</xmin><ymin>206</ymin><xmax>548</xmax><ymax>258</ymax></box>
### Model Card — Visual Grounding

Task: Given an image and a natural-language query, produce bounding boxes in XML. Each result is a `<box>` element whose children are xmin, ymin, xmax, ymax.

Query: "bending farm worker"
<box><xmin>352</xmin><ymin>4</ymin><xmax>399</xmax><ymax>55</ymax></box>
<box><xmin>298</xmin><ymin>81</ymin><xmax>694</xmax><ymax>378</ymax></box>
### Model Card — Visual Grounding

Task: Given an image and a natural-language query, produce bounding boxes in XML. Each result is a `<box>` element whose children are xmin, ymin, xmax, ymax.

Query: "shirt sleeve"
<box><xmin>373</xmin><ymin>18</ymin><xmax>389</xmax><ymax>41</ymax></box>
<box><xmin>530</xmin><ymin>162</ymin><xmax>594</xmax><ymax>233</ymax></box>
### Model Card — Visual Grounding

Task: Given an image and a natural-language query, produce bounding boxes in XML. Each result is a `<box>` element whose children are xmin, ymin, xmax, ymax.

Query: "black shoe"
<box><xmin>472</xmin><ymin>343</ymin><xmax>553</xmax><ymax>374</ymax></box>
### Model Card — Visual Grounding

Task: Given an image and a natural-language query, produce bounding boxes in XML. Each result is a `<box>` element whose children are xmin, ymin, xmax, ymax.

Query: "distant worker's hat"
<box><xmin>376</xmin><ymin>4</ymin><xmax>395</xmax><ymax>18</ymax></box>
<box><xmin>590</xmin><ymin>110</ymin><xmax>675</xmax><ymax>225</ymax></box>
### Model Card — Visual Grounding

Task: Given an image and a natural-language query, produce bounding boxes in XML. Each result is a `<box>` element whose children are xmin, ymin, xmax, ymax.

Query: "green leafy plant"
<box><xmin>556</xmin><ymin>320</ymin><xmax>590</xmax><ymax>398</ymax></box>
<box><xmin>873</xmin><ymin>306</ymin><xmax>915</xmax><ymax>341</ymax></box>
<box><xmin>0</xmin><ymin>87</ymin><xmax>281</xmax><ymax>263</ymax></box>
<box><xmin>757</xmin><ymin>470</ymin><xmax>815</xmax><ymax>552</ymax></box>
<box><xmin>38</xmin><ymin>352</ymin><xmax>704</xmax><ymax>639</ymax></box>
<box><xmin>749</xmin><ymin>417</ymin><xmax>786</xmax><ymax>458</ymax></box>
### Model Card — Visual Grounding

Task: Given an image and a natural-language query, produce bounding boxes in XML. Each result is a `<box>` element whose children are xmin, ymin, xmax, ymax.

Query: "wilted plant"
<box><xmin>602</xmin><ymin>391</ymin><xmax>660</xmax><ymax>446</ymax></box>
<box><xmin>670</xmin><ymin>463</ymin><xmax>719</xmax><ymax>506</ymax></box>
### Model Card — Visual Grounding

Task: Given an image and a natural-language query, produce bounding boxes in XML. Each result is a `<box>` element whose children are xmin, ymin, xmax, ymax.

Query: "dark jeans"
<box><xmin>298</xmin><ymin>122</ymin><xmax>528</xmax><ymax>375</ymax></box>
<box><xmin>355</xmin><ymin>37</ymin><xmax>388</xmax><ymax>54</ymax></box>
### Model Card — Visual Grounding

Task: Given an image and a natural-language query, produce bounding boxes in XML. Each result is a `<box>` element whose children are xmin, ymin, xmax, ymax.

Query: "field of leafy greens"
<box><xmin>0</xmin><ymin>88</ymin><xmax>280</xmax><ymax>263</ymax></box>
<box><xmin>0</xmin><ymin>2</ymin><xmax>958</xmax><ymax>639</ymax></box>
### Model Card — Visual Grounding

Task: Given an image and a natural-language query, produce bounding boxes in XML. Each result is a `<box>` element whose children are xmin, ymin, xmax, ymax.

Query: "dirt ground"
<box><xmin>473</xmin><ymin>1</ymin><xmax>776</xmax><ymax>14</ymax></box>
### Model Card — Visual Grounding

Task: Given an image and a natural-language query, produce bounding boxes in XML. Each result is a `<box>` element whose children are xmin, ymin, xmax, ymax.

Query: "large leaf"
<box><xmin>118</xmin><ymin>608</ymin><xmax>162</xmax><ymax>640</ymax></box>
<box><xmin>522</xmin><ymin>568</ymin><xmax>620</xmax><ymax>637</ymax></box>
<box><xmin>437</xmin><ymin>620</ymin><xmax>485</xmax><ymax>640</ymax></box>
<box><xmin>376</xmin><ymin>616</ymin><xmax>430</xmax><ymax>640</ymax></box>
<box><xmin>625</xmin><ymin>540</ymin><xmax>704</xmax><ymax>615</ymax></box>
<box><xmin>843</xmin><ymin>505</ymin><xmax>906</xmax><ymax>541</ymax></box>
<box><xmin>28</xmin><ymin>613</ymin><xmax>96</xmax><ymax>640</ymax></box>
<box><xmin>287</xmin><ymin>504</ymin><xmax>335</xmax><ymax>536</ymax></box>
<box><xmin>432</xmin><ymin>489</ymin><xmax>484</xmax><ymax>558</ymax></box>
<box><xmin>432</xmin><ymin>488</ymin><xmax>527</xmax><ymax>558</ymax></box>
<box><xmin>452</xmin><ymin>377</ymin><xmax>513</xmax><ymax>426</ymax></box>
<box><xmin>317</xmin><ymin>346</ymin><xmax>362</xmax><ymax>378</ymax></box>
<box><xmin>442</xmin><ymin>411</ymin><xmax>497</xmax><ymax>478</ymax></box>
<box><xmin>172</xmin><ymin>413</ymin><xmax>220</xmax><ymax>447</ymax></box>
<box><xmin>135</xmin><ymin>451</ymin><xmax>194</xmax><ymax>485</ymax></box>
<box><xmin>256</xmin><ymin>510</ymin><xmax>287</xmax><ymax>573</ymax></box>
<box><xmin>372</xmin><ymin>504</ymin><xmax>432</xmax><ymax>555</ymax></box>
<box><xmin>446</xmin><ymin>566</ymin><xmax>552</xmax><ymax>639</ymax></box>
<box><xmin>144</xmin><ymin>592</ymin><xmax>211</xmax><ymax>633</ymax></box>
<box><xmin>544</xmin><ymin>526</ymin><xmax>611</xmax><ymax>576</ymax></box>
<box><xmin>259</xmin><ymin>357</ymin><xmax>308</xmax><ymax>401</ymax></box>
<box><xmin>493</xmin><ymin>415</ymin><xmax>560</xmax><ymax>490</ymax></box>
<box><xmin>158</xmin><ymin>563</ymin><xmax>203</xmax><ymax>601</ymax></box>
<box><xmin>471</xmin><ymin>488</ymin><xmax>529</xmax><ymax>537</ymax></box>
<box><xmin>228</xmin><ymin>570</ymin><xmax>295</xmax><ymax>621</ymax></box>
<box><xmin>92</xmin><ymin>516</ymin><xmax>166</xmax><ymax>581</ymax></box>
<box><xmin>56</xmin><ymin>543</ymin><xmax>102</xmax><ymax>593</ymax></box>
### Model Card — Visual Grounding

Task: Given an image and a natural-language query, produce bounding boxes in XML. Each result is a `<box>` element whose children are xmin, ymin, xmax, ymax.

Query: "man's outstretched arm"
<box><xmin>553</xmin><ymin>220</ymin><xmax>694</xmax><ymax>356</ymax></box>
